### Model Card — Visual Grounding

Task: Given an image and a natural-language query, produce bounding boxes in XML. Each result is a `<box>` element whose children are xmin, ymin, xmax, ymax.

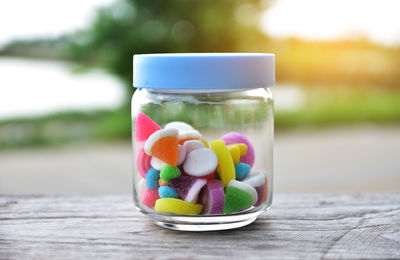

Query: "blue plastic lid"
<box><xmin>133</xmin><ymin>53</ymin><xmax>275</xmax><ymax>90</ymax></box>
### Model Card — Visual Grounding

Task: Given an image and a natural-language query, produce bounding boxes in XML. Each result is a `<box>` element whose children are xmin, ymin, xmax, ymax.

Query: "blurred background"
<box><xmin>0</xmin><ymin>0</ymin><xmax>399</xmax><ymax>194</ymax></box>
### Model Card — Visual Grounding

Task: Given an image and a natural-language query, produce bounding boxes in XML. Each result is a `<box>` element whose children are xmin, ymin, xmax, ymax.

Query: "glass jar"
<box><xmin>132</xmin><ymin>53</ymin><xmax>275</xmax><ymax>231</ymax></box>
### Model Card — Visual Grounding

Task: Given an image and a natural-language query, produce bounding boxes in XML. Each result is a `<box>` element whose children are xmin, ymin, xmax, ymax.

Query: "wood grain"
<box><xmin>0</xmin><ymin>194</ymin><xmax>399</xmax><ymax>259</ymax></box>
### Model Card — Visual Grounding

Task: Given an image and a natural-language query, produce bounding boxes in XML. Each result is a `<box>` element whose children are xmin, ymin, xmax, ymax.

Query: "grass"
<box><xmin>1</xmin><ymin>87</ymin><xmax>400</xmax><ymax>150</ymax></box>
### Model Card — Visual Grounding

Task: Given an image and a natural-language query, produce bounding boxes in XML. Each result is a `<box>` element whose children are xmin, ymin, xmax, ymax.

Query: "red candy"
<box><xmin>142</xmin><ymin>188</ymin><xmax>160</xmax><ymax>207</ymax></box>
<box><xmin>136</xmin><ymin>149</ymin><xmax>152</xmax><ymax>178</ymax></box>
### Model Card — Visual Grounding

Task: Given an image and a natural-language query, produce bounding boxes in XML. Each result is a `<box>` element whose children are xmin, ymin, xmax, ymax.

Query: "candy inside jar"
<box><xmin>135</xmin><ymin>112</ymin><xmax>268</xmax><ymax>215</ymax></box>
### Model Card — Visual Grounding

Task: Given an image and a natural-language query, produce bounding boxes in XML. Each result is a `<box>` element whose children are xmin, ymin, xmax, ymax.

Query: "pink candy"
<box><xmin>136</xmin><ymin>149</ymin><xmax>152</xmax><ymax>178</ymax></box>
<box><xmin>221</xmin><ymin>132</ymin><xmax>255</xmax><ymax>167</ymax></box>
<box><xmin>135</xmin><ymin>112</ymin><xmax>161</xmax><ymax>143</ymax></box>
<box><xmin>141</xmin><ymin>188</ymin><xmax>160</xmax><ymax>207</ymax></box>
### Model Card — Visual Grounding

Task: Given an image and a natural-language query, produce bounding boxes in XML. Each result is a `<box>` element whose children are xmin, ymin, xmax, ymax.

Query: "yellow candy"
<box><xmin>210</xmin><ymin>140</ymin><xmax>235</xmax><ymax>187</ymax></box>
<box><xmin>236</xmin><ymin>143</ymin><xmax>247</xmax><ymax>155</ymax></box>
<box><xmin>154</xmin><ymin>198</ymin><xmax>203</xmax><ymax>215</ymax></box>
<box><xmin>228</xmin><ymin>145</ymin><xmax>241</xmax><ymax>164</ymax></box>
<box><xmin>199</xmin><ymin>139</ymin><xmax>209</xmax><ymax>148</ymax></box>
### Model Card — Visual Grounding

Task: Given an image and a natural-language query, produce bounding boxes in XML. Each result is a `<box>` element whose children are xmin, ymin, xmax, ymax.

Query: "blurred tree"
<box><xmin>65</xmin><ymin>0</ymin><xmax>270</xmax><ymax>99</ymax></box>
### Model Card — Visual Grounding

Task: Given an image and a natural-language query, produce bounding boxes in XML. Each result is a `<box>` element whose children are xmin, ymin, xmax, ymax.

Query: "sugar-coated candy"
<box><xmin>165</xmin><ymin>121</ymin><xmax>194</xmax><ymax>132</ymax></box>
<box><xmin>235</xmin><ymin>163</ymin><xmax>251</xmax><ymax>180</ymax></box>
<box><xmin>200</xmin><ymin>180</ymin><xmax>225</xmax><ymax>215</ymax></box>
<box><xmin>135</xmin><ymin>112</ymin><xmax>161</xmax><ymax>142</ymax></box>
<box><xmin>136</xmin><ymin>149</ymin><xmax>152</xmax><ymax>178</ymax></box>
<box><xmin>221</xmin><ymin>132</ymin><xmax>255</xmax><ymax>167</ymax></box>
<box><xmin>242</xmin><ymin>171</ymin><xmax>266</xmax><ymax>207</ymax></box>
<box><xmin>183</xmin><ymin>140</ymin><xmax>205</xmax><ymax>154</ymax></box>
<box><xmin>145</xmin><ymin>168</ymin><xmax>160</xmax><ymax>189</ymax></box>
<box><xmin>144</xmin><ymin>128</ymin><xmax>179</xmax><ymax>166</ymax></box>
<box><xmin>158</xmin><ymin>186</ymin><xmax>179</xmax><ymax>198</ymax></box>
<box><xmin>210</xmin><ymin>140</ymin><xmax>235</xmax><ymax>187</ymax></box>
<box><xmin>223</xmin><ymin>180</ymin><xmax>258</xmax><ymax>214</ymax></box>
<box><xmin>142</xmin><ymin>188</ymin><xmax>160</xmax><ymax>207</ymax></box>
<box><xmin>154</xmin><ymin>198</ymin><xmax>203</xmax><ymax>215</ymax></box>
<box><xmin>160</xmin><ymin>165</ymin><xmax>181</xmax><ymax>182</ymax></box>
<box><xmin>183</xmin><ymin>148</ymin><xmax>218</xmax><ymax>177</ymax></box>
<box><xmin>151</xmin><ymin>156</ymin><xmax>167</xmax><ymax>171</ymax></box>
<box><xmin>227</xmin><ymin>145</ymin><xmax>241</xmax><ymax>165</ymax></box>
<box><xmin>169</xmin><ymin>175</ymin><xmax>207</xmax><ymax>203</ymax></box>
<box><xmin>159</xmin><ymin>179</ymin><xmax>168</xmax><ymax>186</ymax></box>
<box><xmin>177</xmin><ymin>144</ymin><xmax>186</xmax><ymax>166</ymax></box>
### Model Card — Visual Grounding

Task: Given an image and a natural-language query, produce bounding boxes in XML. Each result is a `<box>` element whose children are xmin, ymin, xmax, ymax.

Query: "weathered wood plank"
<box><xmin>0</xmin><ymin>194</ymin><xmax>399</xmax><ymax>259</ymax></box>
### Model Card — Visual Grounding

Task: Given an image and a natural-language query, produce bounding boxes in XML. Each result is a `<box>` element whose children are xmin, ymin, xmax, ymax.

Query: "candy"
<box><xmin>135</xmin><ymin>112</ymin><xmax>161</xmax><ymax>142</ymax></box>
<box><xmin>169</xmin><ymin>176</ymin><xmax>207</xmax><ymax>203</ymax></box>
<box><xmin>177</xmin><ymin>145</ymin><xmax>186</xmax><ymax>166</ymax></box>
<box><xmin>145</xmin><ymin>168</ymin><xmax>160</xmax><ymax>189</ymax></box>
<box><xmin>262</xmin><ymin>176</ymin><xmax>268</xmax><ymax>203</ymax></box>
<box><xmin>136</xmin><ymin>149</ymin><xmax>152</xmax><ymax>178</ymax></box>
<box><xmin>160</xmin><ymin>165</ymin><xmax>181</xmax><ymax>182</ymax></box>
<box><xmin>144</xmin><ymin>128</ymin><xmax>179</xmax><ymax>166</ymax></box>
<box><xmin>158</xmin><ymin>186</ymin><xmax>179</xmax><ymax>198</ymax></box>
<box><xmin>178</xmin><ymin>130</ymin><xmax>202</xmax><ymax>145</ymax></box>
<box><xmin>183</xmin><ymin>140</ymin><xmax>205</xmax><ymax>154</ymax></box>
<box><xmin>159</xmin><ymin>179</ymin><xmax>169</xmax><ymax>186</ymax></box>
<box><xmin>200</xmin><ymin>180</ymin><xmax>225</xmax><ymax>215</ymax></box>
<box><xmin>183</xmin><ymin>148</ymin><xmax>218</xmax><ymax>177</ymax></box>
<box><xmin>221</xmin><ymin>132</ymin><xmax>255</xmax><ymax>167</ymax></box>
<box><xmin>154</xmin><ymin>198</ymin><xmax>203</xmax><ymax>215</ymax></box>
<box><xmin>199</xmin><ymin>139</ymin><xmax>209</xmax><ymax>148</ymax></box>
<box><xmin>151</xmin><ymin>157</ymin><xmax>167</xmax><ymax>171</ymax></box>
<box><xmin>235</xmin><ymin>163</ymin><xmax>251</xmax><ymax>180</ymax></box>
<box><xmin>242</xmin><ymin>171</ymin><xmax>266</xmax><ymax>207</ymax></box>
<box><xmin>223</xmin><ymin>180</ymin><xmax>258</xmax><ymax>214</ymax></box>
<box><xmin>210</xmin><ymin>140</ymin><xmax>235</xmax><ymax>187</ymax></box>
<box><xmin>165</xmin><ymin>121</ymin><xmax>194</xmax><ymax>132</ymax></box>
<box><xmin>199</xmin><ymin>171</ymin><xmax>216</xmax><ymax>180</ymax></box>
<box><xmin>227</xmin><ymin>145</ymin><xmax>241</xmax><ymax>164</ymax></box>
<box><xmin>142</xmin><ymin>188</ymin><xmax>160</xmax><ymax>207</ymax></box>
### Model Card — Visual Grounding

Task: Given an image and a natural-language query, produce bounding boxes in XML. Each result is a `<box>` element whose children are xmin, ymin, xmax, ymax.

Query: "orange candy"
<box><xmin>145</xmin><ymin>128</ymin><xmax>179</xmax><ymax>166</ymax></box>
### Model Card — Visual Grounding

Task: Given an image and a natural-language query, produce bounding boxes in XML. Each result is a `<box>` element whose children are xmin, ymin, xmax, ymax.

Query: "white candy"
<box><xmin>228</xmin><ymin>180</ymin><xmax>258</xmax><ymax>205</ymax></box>
<box><xmin>165</xmin><ymin>121</ymin><xmax>194</xmax><ymax>132</ymax></box>
<box><xmin>144</xmin><ymin>128</ymin><xmax>178</xmax><ymax>155</ymax></box>
<box><xmin>178</xmin><ymin>130</ymin><xmax>202</xmax><ymax>141</ymax></box>
<box><xmin>151</xmin><ymin>157</ymin><xmax>167</xmax><ymax>170</ymax></box>
<box><xmin>183</xmin><ymin>148</ymin><xmax>218</xmax><ymax>177</ymax></box>
<box><xmin>177</xmin><ymin>144</ymin><xmax>186</xmax><ymax>166</ymax></box>
<box><xmin>183</xmin><ymin>140</ymin><xmax>205</xmax><ymax>154</ymax></box>
<box><xmin>242</xmin><ymin>171</ymin><xmax>266</xmax><ymax>187</ymax></box>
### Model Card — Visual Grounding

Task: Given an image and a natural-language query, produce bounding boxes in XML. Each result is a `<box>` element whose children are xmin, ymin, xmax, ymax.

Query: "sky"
<box><xmin>0</xmin><ymin>0</ymin><xmax>399</xmax><ymax>46</ymax></box>
<box><xmin>261</xmin><ymin>0</ymin><xmax>400</xmax><ymax>46</ymax></box>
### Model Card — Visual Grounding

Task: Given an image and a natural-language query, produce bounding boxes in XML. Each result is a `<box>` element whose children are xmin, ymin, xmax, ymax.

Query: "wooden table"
<box><xmin>1</xmin><ymin>194</ymin><xmax>399</xmax><ymax>259</ymax></box>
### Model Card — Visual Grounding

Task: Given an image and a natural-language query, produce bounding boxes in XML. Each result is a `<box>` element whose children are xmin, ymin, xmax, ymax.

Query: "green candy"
<box><xmin>223</xmin><ymin>186</ymin><xmax>254</xmax><ymax>214</ymax></box>
<box><xmin>160</xmin><ymin>165</ymin><xmax>181</xmax><ymax>182</ymax></box>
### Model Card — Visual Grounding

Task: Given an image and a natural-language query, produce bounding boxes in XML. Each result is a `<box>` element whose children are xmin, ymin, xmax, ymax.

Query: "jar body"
<box><xmin>131</xmin><ymin>87</ymin><xmax>273</xmax><ymax>231</ymax></box>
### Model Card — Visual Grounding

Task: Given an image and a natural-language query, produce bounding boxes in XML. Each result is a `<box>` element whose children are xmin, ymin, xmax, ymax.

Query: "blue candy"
<box><xmin>158</xmin><ymin>186</ymin><xmax>179</xmax><ymax>198</ymax></box>
<box><xmin>145</xmin><ymin>168</ymin><xmax>160</xmax><ymax>189</ymax></box>
<box><xmin>235</xmin><ymin>163</ymin><xmax>251</xmax><ymax>180</ymax></box>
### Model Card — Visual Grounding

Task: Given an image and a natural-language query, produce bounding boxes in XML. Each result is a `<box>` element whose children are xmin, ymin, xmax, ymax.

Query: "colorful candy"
<box><xmin>154</xmin><ymin>198</ymin><xmax>203</xmax><ymax>215</ymax></box>
<box><xmin>221</xmin><ymin>132</ymin><xmax>255</xmax><ymax>167</ymax></box>
<box><xmin>169</xmin><ymin>176</ymin><xmax>207</xmax><ymax>203</ymax></box>
<box><xmin>223</xmin><ymin>180</ymin><xmax>258</xmax><ymax>214</ymax></box>
<box><xmin>144</xmin><ymin>128</ymin><xmax>179</xmax><ymax>166</ymax></box>
<box><xmin>158</xmin><ymin>186</ymin><xmax>179</xmax><ymax>198</ymax></box>
<box><xmin>136</xmin><ymin>149</ymin><xmax>152</xmax><ymax>178</ymax></box>
<box><xmin>135</xmin><ymin>113</ymin><xmax>270</xmax><ymax>216</ymax></box>
<box><xmin>242</xmin><ymin>171</ymin><xmax>266</xmax><ymax>207</ymax></box>
<box><xmin>135</xmin><ymin>112</ymin><xmax>161</xmax><ymax>143</ymax></box>
<box><xmin>160</xmin><ymin>165</ymin><xmax>181</xmax><ymax>182</ymax></box>
<box><xmin>200</xmin><ymin>180</ymin><xmax>225</xmax><ymax>214</ymax></box>
<box><xmin>210</xmin><ymin>140</ymin><xmax>235</xmax><ymax>187</ymax></box>
<box><xmin>142</xmin><ymin>188</ymin><xmax>160</xmax><ymax>207</ymax></box>
<box><xmin>183</xmin><ymin>148</ymin><xmax>218</xmax><ymax>177</ymax></box>
<box><xmin>235</xmin><ymin>163</ymin><xmax>251</xmax><ymax>180</ymax></box>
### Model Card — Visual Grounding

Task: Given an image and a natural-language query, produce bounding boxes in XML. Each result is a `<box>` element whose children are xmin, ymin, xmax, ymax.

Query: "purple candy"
<box><xmin>253</xmin><ymin>185</ymin><xmax>264</xmax><ymax>207</ymax></box>
<box><xmin>200</xmin><ymin>180</ymin><xmax>225</xmax><ymax>215</ymax></box>
<box><xmin>221</xmin><ymin>132</ymin><xmax>255</xmax><ymax>167</ymax></box>
<box><xmin>169</xmin><ymin>176</ymin><xmax>206</xmax><ymax>203</ymax></box>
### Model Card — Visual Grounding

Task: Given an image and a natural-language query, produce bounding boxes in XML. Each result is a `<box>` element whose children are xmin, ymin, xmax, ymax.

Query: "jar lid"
<box><xmin>133</xmin><ymin>53</ymin><xmax>275</xmax><ymax>90</ymax></box>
